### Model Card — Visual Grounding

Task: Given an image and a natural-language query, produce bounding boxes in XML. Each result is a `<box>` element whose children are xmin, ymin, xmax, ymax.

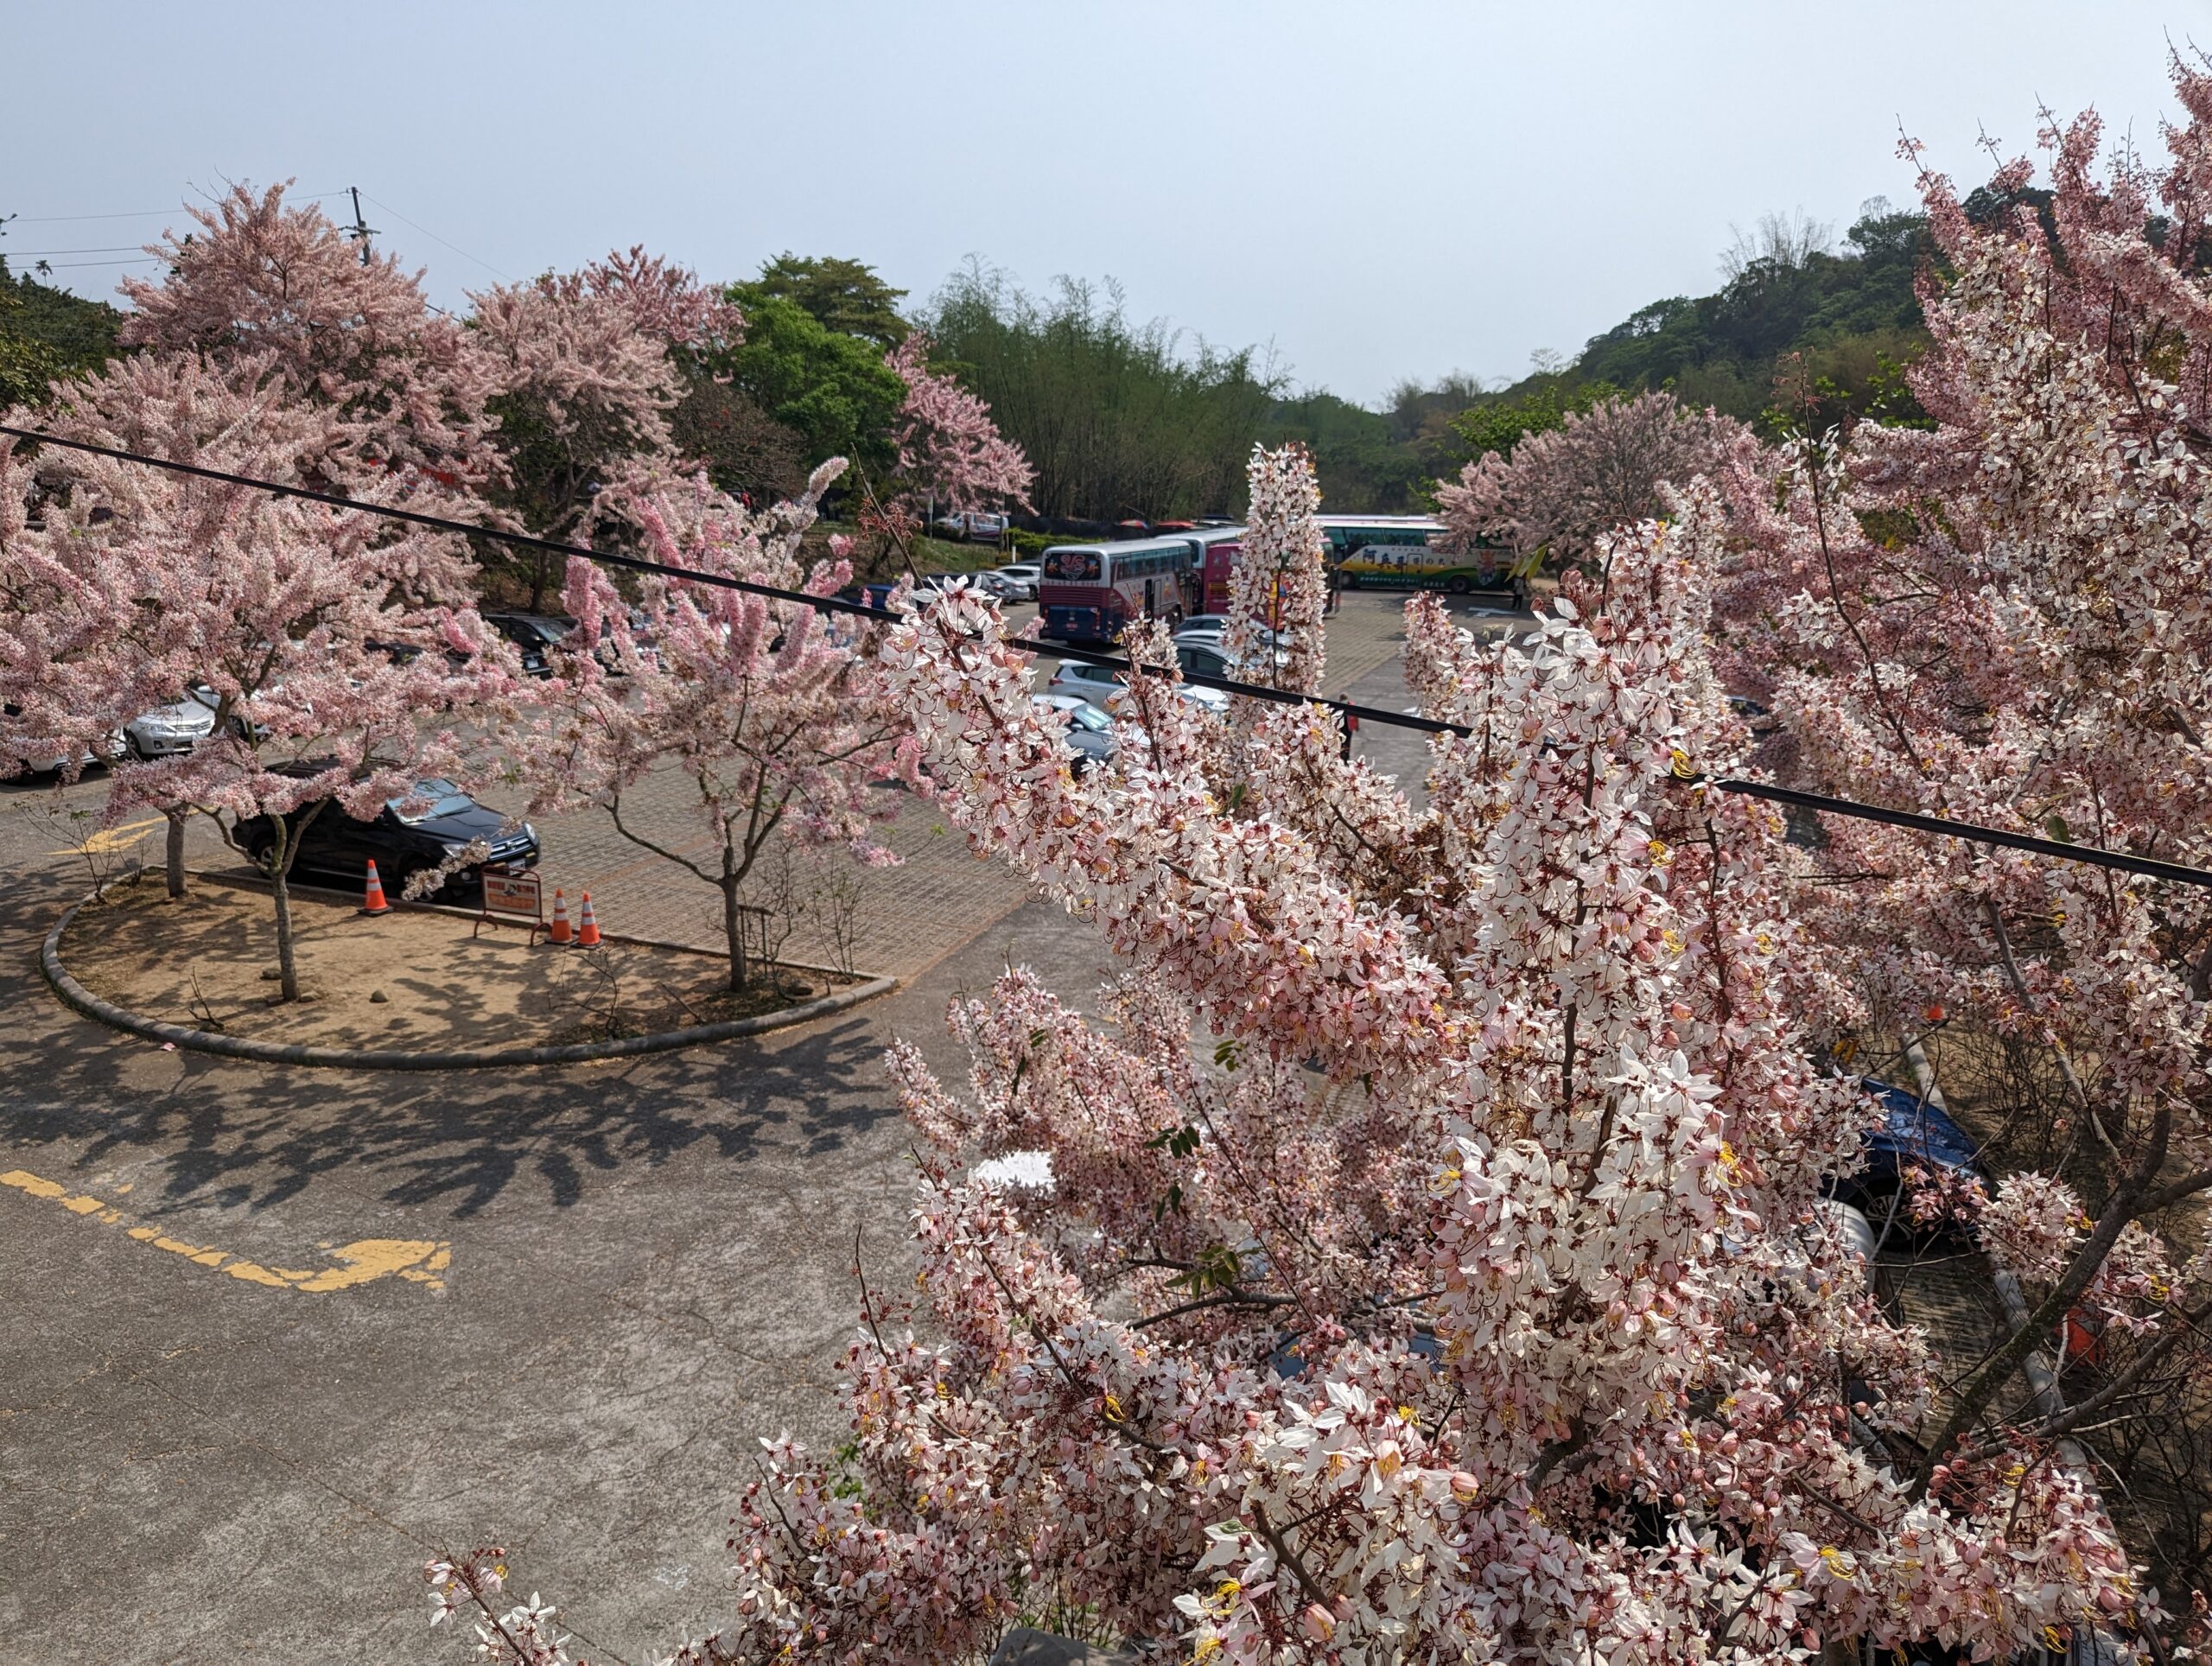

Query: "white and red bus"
<box><xmin>1038</xmin><ymin>537</ymin><xmax>1201</xmax><ymax>643</ymax></box>
<box><xmin>1173</xmin><ymin>526</ymin><xmax>1247</xmax><ymax>614</ymax></box>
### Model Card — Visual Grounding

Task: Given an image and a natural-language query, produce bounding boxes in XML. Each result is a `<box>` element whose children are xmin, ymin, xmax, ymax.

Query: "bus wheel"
<box><xmin>1446</xmin><ymin>576</ymin><xmax>1470</xmax><ymax>595</ymax></box>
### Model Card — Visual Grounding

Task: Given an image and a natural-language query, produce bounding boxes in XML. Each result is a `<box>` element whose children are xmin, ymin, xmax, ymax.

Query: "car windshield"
<box><xmin>388</xmin><ymin>779</ymin><xmax>474</xmax><ymax>823</ymax></box>
<box><xmin>1063</xmin><ymin>702</ymin><xmax>1113</xmax><ymax>732</ymax></box>
<box><xmin>1043</xmin><ymin>549</ymin><xmax>1102</xmax><ymax>582</ymax></box>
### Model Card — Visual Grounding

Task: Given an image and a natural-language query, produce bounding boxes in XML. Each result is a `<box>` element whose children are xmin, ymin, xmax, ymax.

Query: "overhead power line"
<box><xmin>4</xmin><ymin>421</ymin><xmax>2209</xmax><ymax>893</ymax></box>
<box><xmin>3</xmin><ymin>245</ymin><xmax>152</xmax><ymax>257</ymax></box>
<box><xmin>357</xmin><ymin>191</ymin><xmax>510</xmax><ymax>281</ymax></box>
<box><xmin>3</xmin><ymin>192</ymin><xmax>347</xmax><ymax>226</ymax></box>
<box><xmin>3</xmin><ymin>208</ymin><xmax>181</xmax><ymax>223</ymax></box>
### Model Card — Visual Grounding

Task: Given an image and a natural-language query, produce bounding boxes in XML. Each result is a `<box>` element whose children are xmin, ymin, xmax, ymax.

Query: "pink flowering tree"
<box><xmin>1435</xmin><ymin>388</ymin><xmax>1751</xmax><ymax>574</ymax></box>
<box><xmin>428</xmin><ymin>483</ymin><xmax>2147</xmax><ymax>1663</ymax></box>
<box><xmin>471</xmin><ymin>251</ymin><xmax>745</xmax><ymax>608</ymax></box>
<box><xmin>884</xmin><ymin>331</ymin><xmax>1035</xmax><ymax>515</ymax></box>
<box><xmin>119</xmin><ymin>181</ymin><xmax>499</xmax><ymax>493</ymax></box>
<box><xmin>1223</xmin><ymin>442</ymin><xmax>1329</xmax><ymax>698</ymax></box>
<box><xmin>0</xmin><ymin>353</ymin><xmax>519</xmax><ymax>998</ymax></box>
<box><xmin>525</xmin><ymin>465</ymin><xmax>911</xmax><ymax>993</ymax></box>
<box><xmin>1702</xmin><ymin>60</ymin><xmax>2212</xmax><ymax>1593</ymax></box>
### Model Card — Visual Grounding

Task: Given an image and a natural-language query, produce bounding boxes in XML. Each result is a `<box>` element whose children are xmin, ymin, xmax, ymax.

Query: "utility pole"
<box><xmin>345</xmin><ymin>187</ymin><xmax>377</xmax><ymax>266</ymax></box>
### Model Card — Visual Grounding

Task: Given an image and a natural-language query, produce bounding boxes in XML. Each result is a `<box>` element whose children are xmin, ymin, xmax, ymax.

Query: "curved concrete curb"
<box><xmin>40</xmin><ymin>894</ymin><xmax>897</xmax><ymax>1071</ymax></box>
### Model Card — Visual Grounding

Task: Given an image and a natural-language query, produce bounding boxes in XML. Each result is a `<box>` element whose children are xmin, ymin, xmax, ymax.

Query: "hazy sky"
<box><xmin>6</xmin><ymin>2</ymin><xmax>2205</xmax><ymax>404</ymax></box>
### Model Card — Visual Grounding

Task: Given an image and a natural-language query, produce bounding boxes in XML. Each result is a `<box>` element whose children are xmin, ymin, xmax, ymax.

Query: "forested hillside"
<box><xmin>918</xmin><ymin>201</ymin><xmax>1936</xmax><ymax>520</ymax></box>
<box><xmin>0</xmin><ymin>258</ymin><xmax>124</xmax><ymax>407</ymax></box>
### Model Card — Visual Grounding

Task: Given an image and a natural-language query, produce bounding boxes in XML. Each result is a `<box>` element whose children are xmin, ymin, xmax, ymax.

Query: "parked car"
<box><xmin>1047</xmin><ymin>658</ymin><xmax>1230</xmax><ymax>717</ymax></box>
<box><xmin>992</xmin><ymin>563</ymin><xmax>1041</xmax><ymax>601</ymax></box>
<box><xmin>1173</xmin><ymin>639</ymin><xmax>1290</xmax><ymax>683</ymax></box>
<box><xmin>1173</xmin><ymin>618</ymin><xmax>1296</xmax><ymax>651</ymax></box>
<box><xmin>123</xmin><ymin>686</ymin><xmax>222</xmax><ymax>759</ymax></box>
<box><xmin>1823</xmin><ymin>1076</ymin><xmax>1988</xmax><ymax>1245</ymax></box>
<box><xmin>3</xmin><ymin>705</ymin><xmax>124</xmax><ymax>777</ymax></box>
<box><xmin>483</xmin><ymin>613</ymin><xmax>575</xmax><ymax>678</ymax></box>
<box><xmin>234</xmin><ymin>772</ymin><xmax>540</xmax><ymax>900</ymax></box>
<box><xmin>1047</xmin><ymin>659</ymin><xmax>1125</xmax><ymax>704</ymax></box>
<box><xmin>940</xmin><ymin>510</ymin><xmax>1010</xmax><ymax>544</ymax></box>
<box><xmin>1029</xmin><ymin>693</ymin><xmax>1118</xmax><ymax>774</ymax></box>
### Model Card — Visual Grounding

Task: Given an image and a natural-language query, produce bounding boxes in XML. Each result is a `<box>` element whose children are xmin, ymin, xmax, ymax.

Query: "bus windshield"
<box><xmin>1043</xmin><ymin>548</ymin><xmax>1103</xmax><ymax>582</ymax></box>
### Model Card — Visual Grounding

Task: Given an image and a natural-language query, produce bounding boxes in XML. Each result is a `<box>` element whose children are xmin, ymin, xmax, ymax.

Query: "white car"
<box><xmin>1173</xmin><ymin>619</ymin><xmax>1296</xmax><ymax>652</ymax></box>
<box><xmin>933</xmin><ymin>510</ymin><xmax>1010</xmax><ymax>544</ymax></box>
<box><xmin>3</xmin><ymin>715</ymin><xmax>124</xmax><ymax>777</ymax></box>
<box><xmin>992</xmin><ymin>563</ymin><xmax>1041</xmax><ymax>601</ymax></box>
<box><xmin>1047</xmin><ymin>658</ymin><xmax>1229</xmax><ymax>717</ymax></box>
<box><xmin>124</xmin><ymin>687</ymin><xmax>222</xmax><ymax>759</ymax></box>
<box><xmin>1029</xmin><ymin>693</ymin><xmax>1118</xmax><ymax>774</ymax></box>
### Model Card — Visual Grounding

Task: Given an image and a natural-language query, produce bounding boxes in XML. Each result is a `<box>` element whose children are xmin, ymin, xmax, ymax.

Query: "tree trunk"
<box><xmin>264</xmin><ymin>813</ymin><xmax>318</xmax><ymax>1005</ymax></box>
<box><xmin>164</xmin><ymin>809</ymin><xmax>188</xmax><ymax>898</ymax></box>
<box><xmin>270</xmin><ymin>862</ymin><xmax>301</xmax><ymax>1003</ymax></box>
<box><xmin>721</xmin><ymin>866</ymin><xmax>747</xmax><ymax>995</ymax></box>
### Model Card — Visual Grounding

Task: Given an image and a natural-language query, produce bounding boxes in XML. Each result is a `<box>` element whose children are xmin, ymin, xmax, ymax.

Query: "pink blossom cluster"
<box><xmin>673</xmin><ymin>484</ymin><xmax>2144</xmax><ymax>1663</ymax></box>
<box><xmin>884</xmin><ymin>332</ymin><xmax>1035</xmax><ymax>513</ymax></box>
<box><xmin>1224</xmin><ymin>443</ymin><xmax>1328</xmax><ymax>698</ymax></box>
<box><xmin>1435</xmin><ymin>390</ymin><xmax>1750</xmax><ymax>570</ymax></box>
<box><xmin>119</xmin><ymin>181</ymin><xmax>501</xmax><ymax>493</ymax></box>
<box><xmin>524</xmin><ymin>464</ymin><xmax>913</xmax><ymax>989</ymax></box>
<box><xmin>1700</xmin><ymin>53</ymin><xmax>2212</xmax><ymax>1496</ymax></box>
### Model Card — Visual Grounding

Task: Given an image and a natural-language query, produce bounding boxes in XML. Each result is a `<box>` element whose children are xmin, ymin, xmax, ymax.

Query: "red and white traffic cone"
<box><xmin>548</xmin><ymin>888</ymin><xmax>572</xmax><ymax>944</ymax></box>
<box><xmin>361</xmin><ymin>860</ymin><xmax>391</xmax><ymax>916</ymax></box>
<box><xmin>575</xmin><ymin>892</ymin><xmax>601</xmax><ymax>947</ymax></box>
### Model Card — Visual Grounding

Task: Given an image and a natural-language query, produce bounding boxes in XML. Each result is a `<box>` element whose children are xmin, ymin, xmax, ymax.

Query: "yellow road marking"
<box><xmin>46</xmin><ymin>815</ymin><xmax>164</xmax><ymax>857</ymax></box>
<box><xmin>1</xmin><ymin>1167</ymin><xmax>448</xmax><ymax>1294</ymax></box>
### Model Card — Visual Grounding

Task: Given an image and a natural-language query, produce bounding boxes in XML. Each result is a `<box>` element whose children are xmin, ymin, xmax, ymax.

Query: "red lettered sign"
<box><xmin>481</xmin><ymin>868</ymin><xmax>542</xmax><ymax>920</ymax></box>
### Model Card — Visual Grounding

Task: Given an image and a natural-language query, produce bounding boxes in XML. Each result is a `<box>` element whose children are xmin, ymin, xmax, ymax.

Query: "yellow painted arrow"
<box><xmin>47</xmin><ymin>815</ymin><xmax>164</xmax><ymax>857</ymax></box>
<box><xmin>2</xmin><ymin>1168</ymin><xmax>449</xmax><ymax>1294</ymax></box>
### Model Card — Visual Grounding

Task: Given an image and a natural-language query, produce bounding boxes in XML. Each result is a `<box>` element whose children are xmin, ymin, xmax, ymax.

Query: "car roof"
<box><xmin>1860</xmin><ymin>1078</ymin><xmax>1985</xmax><ymax>1173</ymax></box>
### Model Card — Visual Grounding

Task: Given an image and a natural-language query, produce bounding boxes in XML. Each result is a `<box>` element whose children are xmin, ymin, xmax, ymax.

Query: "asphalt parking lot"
<box><xmin>0</xmin><ymin>593</ymin><xmax>1513</xmax><ymax>1662</ymax></box>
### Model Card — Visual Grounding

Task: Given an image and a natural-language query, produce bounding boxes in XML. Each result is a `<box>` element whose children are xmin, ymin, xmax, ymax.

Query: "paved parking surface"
<box><xmin>0</xmin><ymin>592</ymin><xmax>1516</xmax><ymax>1662</ymax></box>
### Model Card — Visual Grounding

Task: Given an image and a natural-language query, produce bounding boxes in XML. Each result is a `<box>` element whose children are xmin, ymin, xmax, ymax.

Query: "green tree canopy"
<box><xmin>749</xmin><ymin>254</ymin><xmax>910</xmax><ymax>347</ymax></box>
<box><xmin>923</xmin><ymin>267</ymin><xmax>1280</xmax><ymax>521</ymax></box>
<box><xmin>710</xmin><ymin>289</ymin><xmax>906</xmax><ymax>476</ymax></box>
<box><xmin>1257</xmin><ymin>391</ymin><xmax>1431</xmax><ymax>512</ymax></box>
<box><xmin>0</xmin><ymin>258</ymin><xmax>124</xmax><ymax>407</ymax></box>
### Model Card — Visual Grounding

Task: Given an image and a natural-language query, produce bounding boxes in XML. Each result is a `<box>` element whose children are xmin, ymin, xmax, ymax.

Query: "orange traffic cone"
<box><xmin>548</xmin><ymin>888</ymin><xmax>572</xmax><ymax>944</ymax></box>
<box><xmin>361</xmin><ymin>859</ymin><xmax>391</xmax><ymax>916</ymax></box>
<box><xmin>575</xmin><ymin>892</ymin><xmax>601</xmax><ymax>947</ymax></box>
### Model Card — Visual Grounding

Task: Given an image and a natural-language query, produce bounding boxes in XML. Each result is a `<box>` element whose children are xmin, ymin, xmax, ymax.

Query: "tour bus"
<box><xmin>1038</xmin><ymin>537</ymin><xmax>1200</xmax><ymax>643</ymax></box>
<box><xmin>1173</xmin><ymin>525</ymin><xmax>1247</xmax><ymax>614</ymax></box>
<box><xmin>1319</xmin><ymin>514</ymin><xmax>1532</xmax><ymax>606</ymax></box>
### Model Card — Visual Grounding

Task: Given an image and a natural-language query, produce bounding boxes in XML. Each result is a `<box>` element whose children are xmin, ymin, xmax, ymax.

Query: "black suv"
<box><xmin>235</xmin><ymin>774</ymin><xmax>539</xmax><ymax>900</ymax></box>
<box><xmin>482</xmin><ymin>614</ymin><xmax>575</xmax><ymax>678</ymax></box>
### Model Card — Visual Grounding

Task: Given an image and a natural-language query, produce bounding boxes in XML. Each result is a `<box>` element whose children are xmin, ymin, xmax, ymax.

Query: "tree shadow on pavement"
<box><xmin>2</xmin><ymin>861</ymin><xmax>901</xmax><ymax>1223</ymax></box>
